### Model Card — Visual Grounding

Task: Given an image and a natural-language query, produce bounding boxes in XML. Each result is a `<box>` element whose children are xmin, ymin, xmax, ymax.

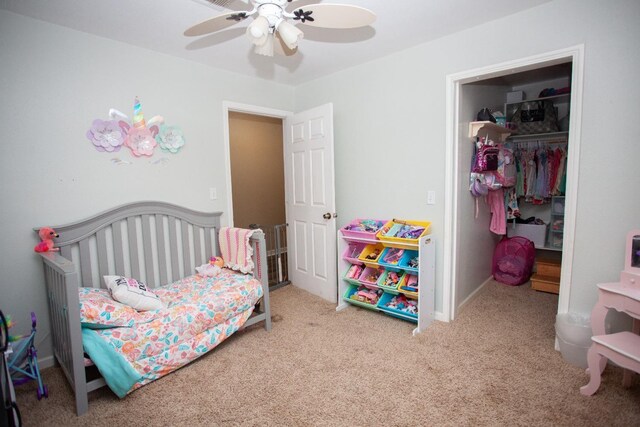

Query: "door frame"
<box><xmin>443</xmin><ymin>45</ymin><xmax>585</xmax><ymax>321</ymax></box>
<box><xmin>222</xmin><ymin>101</ymin><xmax>292</xmax><ymax>227</ymax></box>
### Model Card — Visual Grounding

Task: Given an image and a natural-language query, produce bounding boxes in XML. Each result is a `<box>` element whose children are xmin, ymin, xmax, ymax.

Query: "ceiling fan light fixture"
<box><xmin>246</xmin><ymin>15</ymin><xmax>270</xmax><ymax>46</ymax></box>
<box><xmin>276</xmin><ymin>19</ymin><xmax>303</xmax><ymax>50</ymax></box>
<box><xmin>254</xmin><ymin>33</ymin><xmax>275</xmax><ymax>57</ymax></box>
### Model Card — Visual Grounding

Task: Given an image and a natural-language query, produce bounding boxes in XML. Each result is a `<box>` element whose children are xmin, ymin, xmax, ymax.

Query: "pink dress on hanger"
<box><xmin>488</xmin><ymin>188</ymin><xmax>506</xmax><ymax>235</ymax></box>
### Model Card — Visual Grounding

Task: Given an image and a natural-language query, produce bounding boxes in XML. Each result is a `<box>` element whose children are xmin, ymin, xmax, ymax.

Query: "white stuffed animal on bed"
<box><xmin>195</xmin><ymin>256</ymin><xmax>225</xmax><ymax>277</ymax></box>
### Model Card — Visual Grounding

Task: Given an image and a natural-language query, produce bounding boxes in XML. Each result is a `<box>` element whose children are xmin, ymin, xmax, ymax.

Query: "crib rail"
<box><xmin>40</xmin><ymin>252</ymin><xmax>89</xmax><ymax>414</ymax></box>
<box><xmin>39</xmin><ymin>201</ymin><xmax>223</xmax><ymax>289</ymax></box>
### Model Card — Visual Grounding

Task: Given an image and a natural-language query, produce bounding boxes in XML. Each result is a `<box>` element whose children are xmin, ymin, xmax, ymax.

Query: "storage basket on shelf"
<box><xmin>378</xmin><ymin>247</ymin><xmax>406</xmax><ymax>272</ymax></box>
<box><xmin>397</xmin><ymin>250</ymin><xmax>419</xmax><ymax>274</ymax></box>
<box><xmin>377</xmin><ymin>269</ymin><xmax>405</xmax><ymax>293</ymax></box>
<box><xmin>358</xmin><ymin>244</ymin><xmax>384</xmax><ymax>267</ymax></box>
<box><xmin>343</xmin><ymin>264</ymin><xmax>364</xmax><ymax>286</ymax></box>
<box><xmin>343</xmin><ymin>284</ymin><xmax>383</xmax><ymax>310</ymax></box>
<box><xmin>377</xmin><ymin>292</ymin><xmax>418</xmax><ymax>322</ymax></box>
<box><xmin>492</xmin><ymin>236</ymin><xmax>536</xmax><ymax>286</ymax></box>
<box><xmin>340</xmin><ymin>219</ymin><xmax>388</xmax><ymax>240</ymax></box>
<box><xmin>377</xmin><ymin>219</ymin><xmax>431</xmax><ymax>249</ymax></box>
<box><xmin>343</xmin><ymin>243</ymin><xmax>366</xmax><ymax>265</ymax></box>
<box><xmin>358</xmin><ymin>266</ymin><xmax>385</xmax><ymax>288</ymax></box>
<box><xmin>397</xmin><ymin>273</ymin><xmax>419</xmax><ymax>298</ymax></box>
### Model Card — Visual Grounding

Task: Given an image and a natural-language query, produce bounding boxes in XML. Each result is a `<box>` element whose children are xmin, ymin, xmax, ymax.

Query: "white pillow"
<box><xmin>103</xmin><ymin>275</ymin><xmax>164</xmax><ymax>311</ymax></box>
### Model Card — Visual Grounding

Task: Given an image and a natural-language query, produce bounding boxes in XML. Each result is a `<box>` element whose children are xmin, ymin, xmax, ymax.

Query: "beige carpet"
<box><xmin>17</xmin><ymin>281</ymin><xmax>640</xmax><ymax>426</ymax></box>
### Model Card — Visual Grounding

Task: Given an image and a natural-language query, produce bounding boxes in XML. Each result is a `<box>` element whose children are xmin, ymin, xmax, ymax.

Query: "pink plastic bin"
<box><xmin>358</xmin><ymin>266</ymin><xmax>385</xmax><ymax>288</ymax></box>
<box><xmin>343</xmin><ymin>243</ymin><xmax>366</xmax><ymax>265</ymax></box>
<box><xmin>340</xmin><ymin>219</ymin><xmax>388</xmax><ymax>240</ymax></box>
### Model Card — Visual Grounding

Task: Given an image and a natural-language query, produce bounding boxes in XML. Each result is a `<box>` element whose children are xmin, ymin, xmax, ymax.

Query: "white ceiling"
<box><xmin>0</xmin><ymin>0</ymin><xmax>553</xmax><ymax>86</ymax></box>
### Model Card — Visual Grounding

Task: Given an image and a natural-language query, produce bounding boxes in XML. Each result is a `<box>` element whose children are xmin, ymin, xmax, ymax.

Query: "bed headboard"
<box><xmin>35</xmin><ymin>201</ymin><xmax>227</xmax><ymax>288</ymax></box>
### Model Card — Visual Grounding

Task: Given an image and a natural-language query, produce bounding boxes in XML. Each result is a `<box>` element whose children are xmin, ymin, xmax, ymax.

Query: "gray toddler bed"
<box><xmin>35</xmin><ymin>201</ymin><xmax>271</xmax><ymax>415</ymax></box>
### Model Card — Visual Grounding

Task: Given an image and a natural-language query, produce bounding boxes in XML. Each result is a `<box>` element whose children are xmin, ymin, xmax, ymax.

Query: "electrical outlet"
<box><xmin>209</xmin><ymin>187</ymin><xmax>217</xmax><ymax>200</ymax></box>
<box><xmin>427</xmin><ymin>190</ymin><xmax>436</xmax><ymax>205</ymax></box>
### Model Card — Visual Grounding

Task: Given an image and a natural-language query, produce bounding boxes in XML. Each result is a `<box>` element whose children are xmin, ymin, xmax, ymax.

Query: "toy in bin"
<box><xmin>408</xmin><ymin>256</ymin><xmax>419</xmax><ymax>269</ymax></box>
<box><xmin>381</xmin><ymin>222</ymin><xmax>425</xmax><ymax>239</ymax></box>
<box><xmin>359</xmin><ymin>267</ymin><xmax>384</xmax><ymax>285</ymax></box>
<box><xmin>377</xmin><ymin>219</ymin><xmax>431</xmax><ymax>247</ymax></box>
<box><xmin>350</xmin><ymin>285</ymin><xmax>383</xmax><ymax>305</ymax></box>
<box><xmin>400</xmin><ymin>275</ymin><xmax>419</xmax><ymax>293</ymax></box>
<box><xmin>345</xmin><ymin>244</ymin><xmax>364</xmax><ymax>260</ymax></box>
<box><xmin>382</xmin><ymin>248</ymin><xmax>404</xmax><ymax>265</ymax></box>
<box><xmin>382</xmin><ymin>271</ymin><xmax>402</xmax><ymax>288</ymax></box>
<box><xmin>344</xmin><ymin>219</ymin><xmax>384</xmax><ymax>233</ymax></box>
<box><xmin>384</xmin><ymin>294</ymin><xmax>418</xmax><ymax>315</ymax></box>
<box><xmin>2</xmin><ymin>311</ymin><xmax>48</xmax><ymax>400</ymax></box>
<box><xmin>346</xmin><ymin>264</ymin><xmax>364</xmax><ymax>280</ymax></box>
<box><xmin>358</xmin><ymin>244</ymin><xmax>384</xmax><ymax>266</ymax></box>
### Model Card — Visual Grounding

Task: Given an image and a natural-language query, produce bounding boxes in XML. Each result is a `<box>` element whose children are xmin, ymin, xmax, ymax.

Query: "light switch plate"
<box><xmin>427</xmin><ymin>190</ymin><xmax>436</xmax><ymax>205</ymax></box>
<box><xmin>209</xmin><ymin>187</ymin><xmax>217</xmax><ymax>200</ymax></box>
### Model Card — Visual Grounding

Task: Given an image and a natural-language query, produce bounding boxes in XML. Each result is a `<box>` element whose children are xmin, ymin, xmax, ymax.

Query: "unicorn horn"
<box><xmin>133</xmin><ymin>96</ymin><xmax>146</xmax><ymax>129</ymax></box>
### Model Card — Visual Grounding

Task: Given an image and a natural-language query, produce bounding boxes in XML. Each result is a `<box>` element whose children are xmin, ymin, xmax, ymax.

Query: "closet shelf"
<box><xmin>505</xmin><ymin>92</ymin><xmax>570</xmax><ymax>107</ymax></box>
<box><xmin>508</xmin><ymin>131</ymin><xmax>569</xmax><ymax>141</ymax></box>
<box><xmin>468</xmin><ymin>121</ymin><xmax>511</xmax><ymax>142</ymax></box>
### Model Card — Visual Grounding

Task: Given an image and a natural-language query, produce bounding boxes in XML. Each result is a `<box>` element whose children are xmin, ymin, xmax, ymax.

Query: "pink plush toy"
<box><xmin>34</xmin><ymin>227</ymin><xmax>60</xmax><ymax>253</ymax></box>
<box><xmin>209</xmin><ymin>256</ymin><xmax>224</xmax><ymax>268</ymax></box>
<box><xmin>195</xmin><ymin>256</ymin><xmax>225</xmax><ymax>277</ymax></box>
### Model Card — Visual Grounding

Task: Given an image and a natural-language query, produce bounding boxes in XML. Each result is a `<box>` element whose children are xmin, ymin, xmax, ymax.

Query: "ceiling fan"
<box><xmin>185</xmin><ymin>0</ymin><xmax>376</xmax><ymax>57</ymax></box>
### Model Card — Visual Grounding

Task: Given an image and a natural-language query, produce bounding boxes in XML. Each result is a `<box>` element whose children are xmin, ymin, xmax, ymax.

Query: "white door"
<box><xmin>284</xmin><ymin>103</ymin><xmax>337</xmax><ymax>303</ymax></box>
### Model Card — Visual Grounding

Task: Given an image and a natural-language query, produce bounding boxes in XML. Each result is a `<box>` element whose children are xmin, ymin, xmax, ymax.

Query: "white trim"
<box><xmin>443</xmin><ymin>73</ymin><xmax>457</xmax><ymax>322</ymax></box>
<box><xmin>457</xmin><ymin>276</ymin><xmax>492</xmax><ymax>314</ymax></box>
<box><xmin>222</xmin><ymin>101</ymin><xmax>292</xmax><ymax>227</ymax></box>
<box><xmin>444</xmin><ymin>45</ymin><xmax>585</xmax><ymax>321</ymax></box>
<box><xmin>434</xmin><ymin>311</ymin><xmax>448</xmax><ymax>323</ymax></box>
<box><xmin>38</xmin><ymin>355</ymin><xmax>56</xmax><ymax>370</ymax></box>
<box><xmin>556</xmin><ymin>46</ymin><xmax>585</xmax><ymax>315</ymax></box>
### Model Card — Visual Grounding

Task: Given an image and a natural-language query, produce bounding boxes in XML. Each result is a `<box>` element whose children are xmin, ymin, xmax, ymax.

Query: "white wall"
<box><xmin>455</xmin><ymin>84</ymin><xmax>509</xmax><ymax>310</ymax></box>
<box><xmin>294</xmin><ymin>0</ymin><xmax>640</xmax><ymax>315</ymax></box>
<box><xmin>0</xmin><ymin>11</ymin><xmax>294</xmax><ymax>361</ymax></box>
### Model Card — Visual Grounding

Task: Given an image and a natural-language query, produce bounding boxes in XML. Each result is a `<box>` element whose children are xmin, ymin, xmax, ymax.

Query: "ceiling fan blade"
<box><xmin>184</xmin><ymin>11</ymin><xmax>250</xmax><ymax>37</ymax></box>
<box><xmin>191</xmin><ymin>0</ymin><xmax>252</xmax><ymax>12</ymax></box>
<box><xmin>291</xmin><ymin>4</ymin><xmax>376</xmax><ymax>29</ymax></box>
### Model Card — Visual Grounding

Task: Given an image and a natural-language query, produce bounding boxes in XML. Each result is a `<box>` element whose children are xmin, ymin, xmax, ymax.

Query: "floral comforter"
<box><xmin>82</xmin><ymin>270</ymin><xmax>263</xmax><ymax>397</ymax></box>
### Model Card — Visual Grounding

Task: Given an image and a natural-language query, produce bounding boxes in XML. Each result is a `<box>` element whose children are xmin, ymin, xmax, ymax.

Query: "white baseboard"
<box><xmin>456</xmin><ymin>276</ymin><xmax>492</xmax><ymax>317</ymax></box>
<box><xmin>435</xmin><ymin>311</ymin><xmax>448</xmax><ymax>322</ymax></box>
<box><xmin>38</xmin><ymin>355</ymin><xmax>56</xmax><ymax>369</ymax></box>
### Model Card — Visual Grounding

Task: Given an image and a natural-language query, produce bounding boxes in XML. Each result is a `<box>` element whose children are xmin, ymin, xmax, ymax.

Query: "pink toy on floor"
<box><xmin>34</xmin><ymin>227</ymin><xmax>59</xmax><ymax>253</ymax></box>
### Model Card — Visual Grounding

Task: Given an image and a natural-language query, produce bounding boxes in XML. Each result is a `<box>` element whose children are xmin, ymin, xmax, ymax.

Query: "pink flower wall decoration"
<box><xmin>120</xmin><ymin>122</ymin><xmax>159</xmax><ymax>157</ymax></box>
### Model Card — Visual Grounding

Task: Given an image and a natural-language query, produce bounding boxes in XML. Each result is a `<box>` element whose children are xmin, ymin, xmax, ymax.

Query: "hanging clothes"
<box><xmin>505</xmin><ymin>187</ymin><xmax>520</xmax><ymax>220</ymax></box>
<box><xmin>488</xmin><ymin>188</ymin><xmax>506</xmax><ymax>235</ymax></box>
<box><xmin>513</xmin><ymin>140</ymin><xmax>567</xmax><ymax>204</ymax></box>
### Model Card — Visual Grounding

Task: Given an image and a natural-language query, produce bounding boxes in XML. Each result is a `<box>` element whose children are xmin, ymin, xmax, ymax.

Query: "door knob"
<box><xmin>323</xmin><ymin>213</ymin><xmax>332</xmax><ymax>220</ymax></box>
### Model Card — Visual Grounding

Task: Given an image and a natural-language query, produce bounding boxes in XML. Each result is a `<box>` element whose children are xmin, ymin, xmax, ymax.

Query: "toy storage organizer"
<box><xmin>336</xmin><ymin>219</ymin><xmax>436</xmax><ymax>335</ymax></box>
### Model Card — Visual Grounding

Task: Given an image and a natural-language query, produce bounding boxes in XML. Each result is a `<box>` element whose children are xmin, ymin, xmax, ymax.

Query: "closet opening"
<box><xmin>460</xmin><ymin>62</ymin><xmax>571</xmax><ymax>302</ymax></box>
<box><xmin>444</xmin><ymin>46</ymin><xmax>585</xmax><ymax>328</ymax></box>
<box><xmin>226</xmin><ymin>109</ymin><xmax>291</xmax><ymax>291</ymax></box>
